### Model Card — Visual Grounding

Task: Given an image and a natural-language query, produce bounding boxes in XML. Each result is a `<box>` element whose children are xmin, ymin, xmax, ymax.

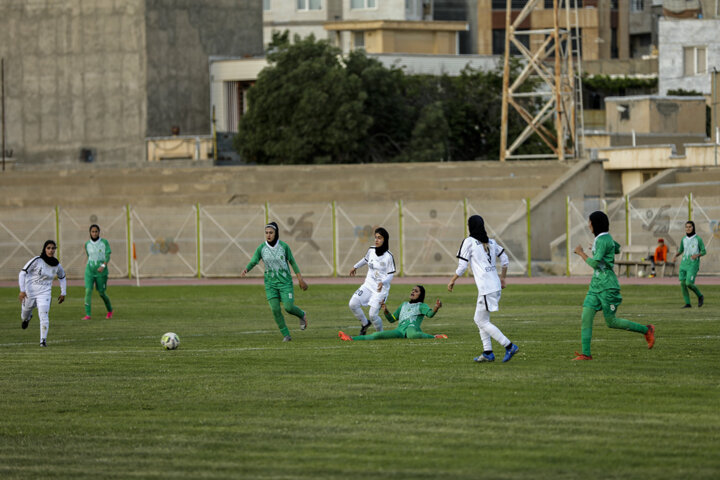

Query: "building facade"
<box><xmin>0</xmin><ymin>0</ymin><xmax>262</xmax><ymax>167</ymax></box>
<box><xmin>263</xmin><ymin>0</ymin><xmax>467</xmax><ymax>54</ymax></box>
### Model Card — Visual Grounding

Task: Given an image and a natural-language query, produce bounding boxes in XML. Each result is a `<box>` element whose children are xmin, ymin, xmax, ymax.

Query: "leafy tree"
<box><xmin>236</xmin><ymin>35</ymin><xmax>547</xmax><ymax>163</ymax></box>
<box><xmin>235</xmin><ymin>34</ymin><xmax>371</xmax><ymax>164</ymax></box>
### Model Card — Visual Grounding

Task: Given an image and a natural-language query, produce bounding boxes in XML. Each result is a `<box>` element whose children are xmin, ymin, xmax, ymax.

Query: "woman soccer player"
<box><xmin>673</xmin><ymin>220</ymin><xmax>706</xmax><ymax>308</ymax></box>
<box><xmin>348</xmin><ymin>227</ymin><xmax>396</xmax><ymax>335</ymax></box>
<box><xmin>83</xmin><ymin>224</ymin><xmax>113</xmax><ymax>320</ymax></box>
<box><xmin>338</xmin><ymin>285</ymin><xmax>446</xmax><ymax>341</ymax></box>
<box><xmin>18</xmin><ymin>240</ymin><xmax>67</xmax><ymax>347</ymax></box>
<box><xmin>448</xmin><ymin>215</ymin><xmax>519</xmax><ymax>363</ymax></box>
<box><xmin>572</xmin><ymin>211</ymin><xmax>655</xmax><ymax>360</ymax></box>
<box><xmin>241</xmin><ymin>222</ymin><xmax>308</xmax><ymax>342</ymax></box>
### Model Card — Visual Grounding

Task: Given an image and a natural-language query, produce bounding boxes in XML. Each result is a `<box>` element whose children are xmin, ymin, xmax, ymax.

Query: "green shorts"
<box><xmin>678</xmin><ymin>265</ymin><xmax>699</xmax><ymax>284</ymax></box>
<box><xmin>583</xmin><ymin>289</ymin><xmax>622</xmax><ymax>316</ymax></box>
<box><xmin>264</xmin><ymin>282</ymin><xmax>295</xmax><ymax>302</ymax></box>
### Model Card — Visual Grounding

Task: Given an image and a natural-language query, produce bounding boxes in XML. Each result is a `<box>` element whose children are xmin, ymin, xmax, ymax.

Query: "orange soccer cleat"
<box><xmin>434</xmin><ymin>334</ymin><xmax>448</xmax><ymax>339</ymax></box>
<box><xmin>338</xmin><ymin>331</ymin><xmax>353</xmax><ymax>341</ymax></box>
<box><xmin>572</xmin><ymin>351</ymin><xmax>593</xmax><ymax>361</ymax></box>
<box><xmin>644</xmin><ymin>324</ymin><xmax>655</xmax><ymax>349</ymax></box>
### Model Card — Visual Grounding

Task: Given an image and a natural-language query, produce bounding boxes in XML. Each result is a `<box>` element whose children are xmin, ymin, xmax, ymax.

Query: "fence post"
<box><xmin>565</xmin><ymin>196</ymin><xmax>570</xmax><ymax>277</ymax></box>
<box><xmin>126</xmin><ymin>204</ymin><xmax>132</xmax><ymax>279</ymax></box>
<box><xmin>332</xmin><ymin>200</ymin><xmax>337</xmax><ymax>277</ymax></box>
<box><xmin>526</xmin><ymin>197</ymin><xmax>531</xmax><ymax>277</ymax></box>
<box><xmin>625</xmin><ymin>194</ymin><xmax>631</xmax><ymax>278</ymax></box>
<box><xmin>688</xmin><ymin>192</ymin><xmax>693</xmax><ymax>220</ymax></box>
<box><xmin>265</xmin><ymin>201</ymin><xmax>269</xmax><ymax>225</ymax></box>
<box><xmin>55</xmin><ymin>206</ymin><xmax>60</xmax><ymax>262</ymax></box>
<box><xmin>196</xmin><ymin>203</ymin><xmax>202</xmax><ymax>278</ymax></box>
<box><xmin>398</xmin><ymin>200</ymin><xmax>404</xmax><ymax>277</ymax></box>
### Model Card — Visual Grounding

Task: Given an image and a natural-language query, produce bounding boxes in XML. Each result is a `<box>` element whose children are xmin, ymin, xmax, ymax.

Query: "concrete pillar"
<box><xmin>617</xmin><ymin>0</ymin><xmax>630</xmax><ymax>60</ymax></box>
<box><xmin>476</xmin><ymin>0</ymin><xmax>492</xmax><ymax>55</ymax></box>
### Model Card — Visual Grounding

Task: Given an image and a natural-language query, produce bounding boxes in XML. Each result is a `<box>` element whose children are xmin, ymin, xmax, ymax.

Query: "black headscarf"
<box><xmin>589</xmin><ymin>211</ymin><xmax>609</xmax><ymax>237</ymax></box>
<box><xmin>686</xmin><ymin>221</ymin><xmax>696</xmax><ymax>237</ymax></box>
<box><xmin>40</xmin><ymin>240</ymin><xmax>59</xmax><ymax>267</ymax></box>
<box><xmin>468</xmin><ymin>215</ymin><xmax>489</xmax><ymax>243</ymax></box>
<box><xmin>410</xmin><ymin>285</ymin><xmax>426</xmax><ymax>304</ymax></box>
<box><xmin>265</xmin><ymin>222</ymin><xmax>279</xmax><ymax>247</ymax></box>
<box><xmin>374</xmin><ymin>227</ymin><xmax>389</xmax><ymax>256</ymax></box>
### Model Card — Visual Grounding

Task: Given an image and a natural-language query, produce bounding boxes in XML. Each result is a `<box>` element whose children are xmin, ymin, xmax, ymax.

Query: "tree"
<box><xmin>235</xmin><ymin>34</ymin><xmax>371</xmax><ymax>164</ymax></box>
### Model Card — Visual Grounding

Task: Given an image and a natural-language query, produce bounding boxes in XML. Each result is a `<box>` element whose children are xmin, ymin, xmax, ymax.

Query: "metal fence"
<box><xmin>1</xmin><ymin>194</ymin><xmax>717</xmax><ymax>280</ymax></box>
<box><xmin>553</xmin><ymin>194</ymin><xmax>720</xmax><ymax>276</ymax></box>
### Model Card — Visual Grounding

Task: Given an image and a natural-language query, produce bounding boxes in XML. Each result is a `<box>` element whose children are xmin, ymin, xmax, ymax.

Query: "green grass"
<box><xmin>1</xmin><ymin>283</ymin><xmax>719</xmax><ymax>479</ymax></box>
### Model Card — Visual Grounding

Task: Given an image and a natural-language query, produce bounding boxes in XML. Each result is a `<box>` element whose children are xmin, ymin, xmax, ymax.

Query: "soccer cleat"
<box><xmin>106</xmin><ymin>311</ymin><xmax>113</xmax><ymax>320</ymax></box>
<box><xmin>82</xmin><ymin>315</ymin><xmax>92</xmax><ymax>320</ymax></box>
<box><xmin>572</xmin><ymin>351</ymin><xmax>592</xmax><ymax>361</ymax></box>
<box><xmin>647</xmin><ymin>274</ymin><xmax>655</xmax><ymax>278</ymax></box>
<box><xmin>300</xmin><ymin>312</ymin><xmax>307</xmax><ymax>331</ymax></box>
<box><xmin>698</xmin><ymin>295</ymin><xmax>704</xmax><ymax>308</ymax></box>
<box><xmin>39</xmin><ymin>340</ymin><xmax>47</xmax><ymax>348</ymax></box>
<box><xmin>282</xmin><ymin>335</ymin><xmax>292</xmax><ymax>342</ymax></box>
<box><xmin>434</xmin><ymin>334</ymin><xmax>448</xmax><ymax>339</ymax></box>
<box><xmin>21</xmin><ymin>312</ymin><xmax>32</xmax><ymax>330</ymax></box>
<box><xmin>502</xmin><ymin>343</ymin><xmax>519</xmax><ymax>363</ymax></box>
<box><xmin>644</xmin><ymin>324</ymin><xmax>655</xmax><ymax>349</ymax></box>
<box><xmin>359</xmin><ymin>322</ymin><xmax>370</xmax><ymax>336</ymax></box>
<box><xmin>473</xmin><ymin>352</ymin><xmax>495</xmax><ymax>363</ymax></box>
<box><xmin>681</xmin><ymin>304</ymin><xmax>691</xmax><ymax>309</ymax></box>
<box><xmin>338</xmin><ymin>331</ymin><xmax>353</xmax><ymax>341</ymax></box>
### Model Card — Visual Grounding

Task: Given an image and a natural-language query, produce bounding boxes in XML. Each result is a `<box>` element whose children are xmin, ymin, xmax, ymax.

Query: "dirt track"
<box><xmin>3</xmin><ymin>275</ymin><xmax>716</xmax><ymax>288</ymax></box>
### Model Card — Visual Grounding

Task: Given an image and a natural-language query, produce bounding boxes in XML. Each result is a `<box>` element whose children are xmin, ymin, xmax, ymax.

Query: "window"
<box><xmin>684</xmin><ymin>46</ymin><xmax>707</xmax><ymax>76</ymax></box>
<box><xmin>263</xmin><ymin>0</ymin><xmax>270</xmax><ymax>11</ymax></box>
<box><xmin>297</xmin><ymin>0</ymin><xmax>321</xmax><ymax>11</ymax></box>
<box><xmin>630</xmin><ymin>0</ymin><xmax>643</xmax><ymax>11</ymax></box>
<box><xmin>352</xmin><ymin>0</ymin><xmax>376</xmax><ymax>8</ymax></box>
<box><xmin>354</xmin><ymin>31</ymin><xmax>365</xmax><ymax>49</ymax></box>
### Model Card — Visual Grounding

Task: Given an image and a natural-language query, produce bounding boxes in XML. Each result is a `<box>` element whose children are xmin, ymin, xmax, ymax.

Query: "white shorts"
<box><xmin>23</xmin><ymin>294</ymin><xmax>51</xmax><ymax>312</ymax></box>
<box><xmin>475</xmin><ymin>290</ymin><xmax>501</xmax><ymax>313</ymax></box>
<box><xmin>351</xmin><ymin>284</ymin><xmax>388</xmax><ymax>309</ymax></box>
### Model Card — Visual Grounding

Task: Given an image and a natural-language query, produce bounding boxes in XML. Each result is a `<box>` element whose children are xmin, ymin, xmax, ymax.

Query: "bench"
<box><xmin>614</xmin><ymin>245</ymin><xmax>676</xmax><ymax>278</ymax></box>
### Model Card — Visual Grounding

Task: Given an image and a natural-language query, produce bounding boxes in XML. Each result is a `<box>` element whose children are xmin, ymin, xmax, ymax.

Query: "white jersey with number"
<box><xmin>455</xmin><ymin>237</ymin><xmax>509</xmax><ymax>295</ymax></box>
<box><xmin>19</xmin><ymin>256</ymin><xmax>67</xmax><ymax>298</ymax></box>
<box><xmin>354</xmin><ymin>247</ymin><xmax>396</xmax><ymax>294</ymax></box>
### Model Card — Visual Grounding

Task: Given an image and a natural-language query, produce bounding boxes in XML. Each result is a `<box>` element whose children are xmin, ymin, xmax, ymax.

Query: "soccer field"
<box><xmin>1</xmin><ymin>283</ymin><xmax>718</xmax><ymax>479</ymax></box>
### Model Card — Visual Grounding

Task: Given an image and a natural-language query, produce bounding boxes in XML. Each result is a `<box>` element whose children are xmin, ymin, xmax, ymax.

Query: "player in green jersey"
<box><xmin>572</xmin><ymin>211</ymin><xmax>655</xmax><ymax>360</ymax></box>
<box><xmin>673</xmin><ymin>220</ymin><xmax>706</xmax><ymax>308</ymax></box>
<box><xmin>338</xmin><ymin>285</ymin><xmax>447</xmax><ymax>341</ymax></box>
<box><xmin>241</xmin><ymin>222</ymin><xmax>308</xmax><ymax>341</ymax></box>
<box><xmin>83</xmin><ymin>224</ymin><xmax>113</xmax><ymax>320</ymax></box>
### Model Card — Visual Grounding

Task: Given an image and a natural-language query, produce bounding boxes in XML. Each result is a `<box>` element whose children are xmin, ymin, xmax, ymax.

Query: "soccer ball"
<box><xmin>161</xmin><ymin>332</ymin><xmax>179</xmax><ymax>350</ymax></box>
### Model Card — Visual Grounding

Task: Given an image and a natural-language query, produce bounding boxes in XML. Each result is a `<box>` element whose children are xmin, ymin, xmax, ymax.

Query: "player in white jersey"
<box><xmin>18</xmin><ymin>240</ymin><xmax>67</xmax><ymax>347</ymax></box>
<box><xmin>447</xmin><ymin>215</ymin><xmax>519</xmax><ymax>363</ymax></box>
<box><xmin>348</xmin><ymin>227</ymin><xmax>396</xmax><ymax>335</ymax></box>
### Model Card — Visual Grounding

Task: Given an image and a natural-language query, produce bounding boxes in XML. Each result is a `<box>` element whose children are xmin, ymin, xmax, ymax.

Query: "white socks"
<box><xmin>474</xmin><ymin>310</ymin><xmax>510</xmax><ymax>349</ymax></box>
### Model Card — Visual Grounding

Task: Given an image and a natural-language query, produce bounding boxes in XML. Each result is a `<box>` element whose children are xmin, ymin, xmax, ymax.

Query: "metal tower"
<box><xmin>499</xmin><ymin>0</ymin><xmax>584</xmax><ymax>161</ymax></box>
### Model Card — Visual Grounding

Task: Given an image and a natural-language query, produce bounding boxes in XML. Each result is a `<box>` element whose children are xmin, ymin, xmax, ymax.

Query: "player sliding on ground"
<box><xmin>339</xmin><ymin>285</ymin><xmax>447</xmax><ymax>341</ymax></box>
<box><xmin>448</xmin><ymin>215</ymin><xmax>519</xmax><ymax>363</ymax></box>
<box><xmin>572</xmin><ymin>211</ymin><xmax>655</xmax><ymax>361</ymax></box>
<box><xmin>241</xmin><ymin>222</ymin><xmax>308</xmax><ymax>342</ymax></box>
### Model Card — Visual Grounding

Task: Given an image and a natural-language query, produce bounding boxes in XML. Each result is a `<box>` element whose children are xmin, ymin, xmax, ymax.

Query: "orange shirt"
<box><xmin>654</xmin><ymin>244</ymin><xmax>668</xmax><ymax>262</ymax></box>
